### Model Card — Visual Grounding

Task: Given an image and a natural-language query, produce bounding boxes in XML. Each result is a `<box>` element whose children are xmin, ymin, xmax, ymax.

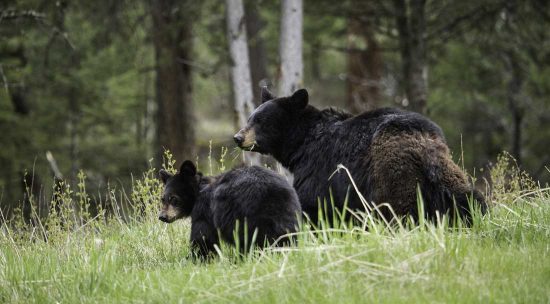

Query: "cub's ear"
<box><xmin>179</xmin><ymin>160</ymin><xmax>197</xmax><ymax>176</ymax></box>
<box><xmin>159</xmin><ymin>169</ymin><xmax>173</xmax><ymax>184</ymax></box>
<box><xmin>282</xmin><ymin>88</ymin><xmax>308</xmax><ymax>110</ymax></box>
<box><xmin>261</xmin><ymin>86</ymin><xmax>276</xmax><ymax>103</ymax></box>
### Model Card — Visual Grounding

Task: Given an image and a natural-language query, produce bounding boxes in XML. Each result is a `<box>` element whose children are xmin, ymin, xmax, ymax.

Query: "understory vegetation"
<box><xmin>0</xmin><ymin>152</ymin><xmax>549</xmax><ymax>303</ymax></box>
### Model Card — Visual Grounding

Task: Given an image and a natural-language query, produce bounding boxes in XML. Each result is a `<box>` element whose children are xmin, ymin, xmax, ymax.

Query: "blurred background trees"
<box><xmin>1</xmin><ymin>0</ymin><xmax>549</xmax><ymax>217</ymax></box>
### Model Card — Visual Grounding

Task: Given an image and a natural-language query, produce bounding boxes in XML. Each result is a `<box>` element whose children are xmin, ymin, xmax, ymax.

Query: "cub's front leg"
<box><xmin>189</xmin><ymin>219</ymin><xmax>218</xmax><ymax>261</ymax></box>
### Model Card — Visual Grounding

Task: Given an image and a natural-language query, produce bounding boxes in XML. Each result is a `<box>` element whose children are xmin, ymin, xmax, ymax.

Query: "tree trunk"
<box><xmin>226</xmin><ymin>0</ymin><xmax>259</xmax><ymax>165</ymax></box>
<box><xmin>394</xmin><ymin>0</ymin><xmax>428</xmax><ymax>114</ymax></box>
<box><xmin>278</xmin><ymin>0</ymin><xmax>303</xmax><ymax>96</ymax></box>
<box><xmin>22</xmin><ymin>172</ymin><xmax>42</xmax><ymax>226</ymax></box>
<box><xmin>68</xmin><ymin>90</ymin><xmax>79</xmax><ymax>187</ymax></box>
<box><xmin>346</xmin><ymin>1</ymin><xmax>383</xmax><ymax>114</ymax></box>
<box><xmin>245</xmin><ymin>0</ymin><xmax>269</xmax><ymax>105</ymax></box>
<box><xmin>310</xmin><ymin>41</ymin><xmax>321</xmax><ymax>80</ymax></box>
<box><xmin>274</xmin><ymin>0</ymin><xmax>303</xmax><ymax>181</ymax></box>
<box><xmin>505</xmin><ymin>51</ymin><xmax>524</xmax><ymax>166</ymax></box>
<box><xmin>150</xmin><ymin>0</ymin><xmax>196</xmax><ymax>164</ymax></box>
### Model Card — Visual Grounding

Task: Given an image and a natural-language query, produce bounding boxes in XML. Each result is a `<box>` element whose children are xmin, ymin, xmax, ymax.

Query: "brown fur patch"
<box><xmin>241</xmin><ymin>128</ymin><xmax>256</xmax><ymax>148</ymax></box>
<box><xmin>368</xmin><ymin>131</ymin><xmax>470</xmax><ymax>217</ymax></box>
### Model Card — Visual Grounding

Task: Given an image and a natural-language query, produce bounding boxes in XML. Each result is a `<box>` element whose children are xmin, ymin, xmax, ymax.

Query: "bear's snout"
<box><xmin>234</xmin><ymin>128</ymin><xmax>256</xmax><ymax>149</ymax></box>
<box><xmin>233</xmin><ymin>132</ymin><xmax>244</xmax><ymax>145</ymax></box>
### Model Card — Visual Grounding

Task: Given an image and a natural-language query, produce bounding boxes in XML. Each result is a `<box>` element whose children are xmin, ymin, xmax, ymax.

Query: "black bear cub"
<box><xmin>158</xmin><ymin>160</ymin><xmax>301</xmax><ymax>260</ymax></box>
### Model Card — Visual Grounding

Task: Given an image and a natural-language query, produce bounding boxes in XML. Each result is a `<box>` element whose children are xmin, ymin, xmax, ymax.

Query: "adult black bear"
<box><xmin>234</xmin><ymin>88</ymin><xmax>487</xmax><ymax>225</ymax></box>
<box><xmin>158</xmin><ymin>161</ymin><xmax>301</xmax><ymax>259</ymax></box>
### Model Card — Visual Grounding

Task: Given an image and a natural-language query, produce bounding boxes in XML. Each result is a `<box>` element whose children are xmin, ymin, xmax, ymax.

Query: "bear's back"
<box><xmin>342</xmin><ymin>107</ymin><xmax>444</xmax><ymax>142</ymax></box>
<box><xmin>208</xmin><ymin>166</ymin><xmax>301</xmax><ymax>244</ymax></box>
<box><xmin>303</xmin><ymin>107</ymin><xmax>444</xmax><ymax>171</ymax></box>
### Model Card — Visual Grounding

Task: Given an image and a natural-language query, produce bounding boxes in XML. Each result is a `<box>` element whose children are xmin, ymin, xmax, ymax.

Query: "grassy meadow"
<box><xmin>1</xmin><ymin>153</ymin><xmax>549</xmax><ymax>303</ymax></box>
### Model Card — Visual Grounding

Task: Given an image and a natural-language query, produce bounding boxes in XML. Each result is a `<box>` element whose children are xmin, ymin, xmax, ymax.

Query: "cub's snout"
<box><xmin>158</xmin><ymin>204</ymin><xmax>180</xmax><ymax>224</ymax></box>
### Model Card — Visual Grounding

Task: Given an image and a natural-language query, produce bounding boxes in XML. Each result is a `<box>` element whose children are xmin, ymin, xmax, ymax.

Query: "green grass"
<box><xmin>1</xmin><ymin>154</ymin><xmax>549</xmax><ymax>303</ymax></box>
<box><xmin>1</xmin><ymin>200</ymin><xmax>549</xmax><ymax>303</ymax></box>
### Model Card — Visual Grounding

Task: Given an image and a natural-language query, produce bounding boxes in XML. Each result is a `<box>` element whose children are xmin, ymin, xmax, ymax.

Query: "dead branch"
<box><xmin>46</xmin><ymin>151</ymin><xmax>63</xmax><ymax>180</ymax></box>
<box><xmin>0</xmin><ymin>9</ymin><xmax>45</xmax><ymax>22</ymax></box>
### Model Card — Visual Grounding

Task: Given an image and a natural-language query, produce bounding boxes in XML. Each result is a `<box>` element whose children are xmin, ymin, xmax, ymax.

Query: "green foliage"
<box><xmin>76</xmin><ymin>170</ymin><xmax>94</xmax><ymax>224</ymax></box>
<box><xmin>490</xmin><ymin>152</ymin><xmax>538</xmax><ymax>205</ymax></box>
<box><xmin>428</xmin><ymin>1</ymin><xmax>550</xmax><ymax>178</ymax></box>
<box><xmin>45</xmin><ymin>180</ymin><xmax>76</xmax><ymax>241</ymax></box>
<box><xmin>0</xmin><ymin>0</ymin><xmax>154</xmax><ymax>212</ymax></box>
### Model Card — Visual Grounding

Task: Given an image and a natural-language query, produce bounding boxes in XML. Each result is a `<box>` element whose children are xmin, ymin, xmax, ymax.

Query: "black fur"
<box><xmin>159</xmin><ymin>162</ymin><xmax>301</xmax><ymax>260</ymax></box>
<box><xmin>236</xmin><ymin>88</ymin><xmax>487</xmax><ymax>225</ymax></box>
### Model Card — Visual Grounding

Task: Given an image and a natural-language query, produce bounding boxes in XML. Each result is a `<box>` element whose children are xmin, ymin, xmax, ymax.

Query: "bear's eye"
<box><xmin>169</xmin><ymin>196</ymin><xmax>177</xmax><ymax>203</ymax></box>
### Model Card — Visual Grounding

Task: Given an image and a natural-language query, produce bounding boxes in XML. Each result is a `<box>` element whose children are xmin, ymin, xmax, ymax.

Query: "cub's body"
<box><xmin>159</xmin><ymin>162</ymin><xmax>301</xmax><ymax>259</ymax></box>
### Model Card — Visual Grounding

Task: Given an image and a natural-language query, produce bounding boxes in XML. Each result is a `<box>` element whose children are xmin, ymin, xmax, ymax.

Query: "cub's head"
<box><xmin>234</xmin><ymin>87</ymin><xmax>309</xmax><ymax>155</ymax></box>
<box><xmin>158</xmin><ymin>160</ymin><xmax>199</xmax><ymax>223</ymax></box>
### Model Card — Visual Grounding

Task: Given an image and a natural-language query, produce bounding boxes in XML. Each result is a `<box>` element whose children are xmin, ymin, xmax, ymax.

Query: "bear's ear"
<box><xmin>179</xmin><ymin>160</ymin><xmax>197</xmax><ymax>176</ymax></box>
<box><xmin>289</xmin><ymin>88</ymin><xmax>309</xmax><ymax>109</ymax></box>
<box><xmin>261</xmin><ymin>86</ymin><xmax>276</xmax><ymax>103</ymax></box>
<box><xmin>159</xmin><ymin>169</ymin><xmax>173</xmax><ymax>184</ymax></box>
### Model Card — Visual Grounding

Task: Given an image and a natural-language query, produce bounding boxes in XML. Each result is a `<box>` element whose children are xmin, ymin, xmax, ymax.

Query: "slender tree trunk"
<box><xmin>274</xmin><ymin>0</ymin><xmax>303</xmax><ymax>181</ymax></box>
<box><xmin>394</xmin><ymin>0</ymin><xmax>428</xmax><ymax>114</ymax></box>
<box><xmin>150</xmin><ymin>0</ymin><xmax>196</xmax><ymax>164</ymax></box>
<box><xmin>226</xmin><ymin>0</ymin><xmax>255</xmax><ymax>128</ymax></box>
<box><xmin>9</xmin><ymin>86</ymin><xmax>30</xmax><ymax>115</ymax></box>
<box><xmin>278</xmin><ymin>0</ymin><xmax>303</xmax><ymax>96</ymax></box>
<box><xmin>245</xmin><ymin>0</ymin><xmax>269</xmax><ymax>105</ymax></box>
<box><xmin>505</xmin><ymin>51</ymin><xmax>524</xmax><ymax>166</ymax></box>
<box><xmin>68</xmin><ymin>93</ymin><xmax>79</xmax><ymax>187</ymax></box>
<box><xmin>408</xmin><ymin>0</ymin><xmax>427</xmax><ymax>113</ymax></box>
<box><xmin>226</xmin><ymin>0</ymin><xmax>259</xmax><ymax>165</ymax></box>
<box><xmin>346</xmin><ymin>1</ymin><xmax>383</xmax><ymax>113</ymax></box>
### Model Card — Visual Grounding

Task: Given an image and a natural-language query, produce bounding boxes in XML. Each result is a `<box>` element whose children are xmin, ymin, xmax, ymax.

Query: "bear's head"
<box><xmin>234</xmin><ymin>87</ymin><xmax>309</xmax><ymax>155</ymax></box>
<box><xmin>158</xmin><ymin>160</ymin><xmax>199</xmax><ymax>223</ymax></box>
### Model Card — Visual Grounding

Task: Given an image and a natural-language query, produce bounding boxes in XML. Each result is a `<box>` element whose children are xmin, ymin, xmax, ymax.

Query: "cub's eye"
<box><xmin>169</xmin><ymin>196</ymin><xmax>178</xmax><ymax>203</ymax></box>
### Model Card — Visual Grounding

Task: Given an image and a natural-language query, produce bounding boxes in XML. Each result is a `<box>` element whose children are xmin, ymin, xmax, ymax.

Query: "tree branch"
<box><xmin>0</xmin><ymin>64</ymin><xmax>8</xmax><ymax>93</ymax></box>
<box><xmin>318</xmin><ymin>44</ymin><xmax>399</xmax><ymax>53</ymax></box>
<box><xmin>0</xmin><ymin>9</ymin><xmax>45</xmax><ymax>22</ymax></box>
<box><xmin>46</xmin><ymin>151</ymin><xmax>64</xmax><ymax>180</ymax></box>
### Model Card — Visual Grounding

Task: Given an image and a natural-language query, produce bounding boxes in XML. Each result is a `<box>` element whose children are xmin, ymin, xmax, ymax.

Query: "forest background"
<box><xmin>1</xmin><ymin>0</ymin><xmax>549</xmax><ymax>217</ymax></box>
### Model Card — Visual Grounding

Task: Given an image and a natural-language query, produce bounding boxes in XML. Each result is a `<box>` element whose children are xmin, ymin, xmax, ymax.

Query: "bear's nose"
<box><xmin>159</xmin><ymin>215</ymin><xmax>169</xmax><ymax>223</ymax></box>
<box><xmin>233</xmin><ymin>133</ymin><xmax>244</xmax><ymax>145</ymax></box>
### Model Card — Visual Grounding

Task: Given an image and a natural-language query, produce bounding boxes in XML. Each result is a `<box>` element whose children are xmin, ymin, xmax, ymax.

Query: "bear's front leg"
<box><xmin>189</xmin><ymin>219</ymin><xmax>218</xmax><ymax>261</ymax></box>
